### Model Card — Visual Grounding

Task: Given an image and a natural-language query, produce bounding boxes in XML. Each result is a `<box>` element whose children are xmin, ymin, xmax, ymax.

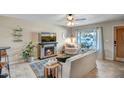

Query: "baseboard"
<box><xmin>9</xmin><ymin>61</ymin><xmax>25</xmax><ymax>65</ymax></box>
<box><xmin>105</xmin><ymin>57</ymin><xmax>113</xmax><ymax>61</ymax></box>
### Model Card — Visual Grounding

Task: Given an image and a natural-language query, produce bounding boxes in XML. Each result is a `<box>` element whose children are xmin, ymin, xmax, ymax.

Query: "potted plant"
<box><xmin>80</xmin><ymin>43</ymin><xmax>86</xmax><ymax>48</ymax></box>
<box><xmin>22</xmin><ymin>41</ymin><xmax>36</xmax><ymax>62</ymax></box>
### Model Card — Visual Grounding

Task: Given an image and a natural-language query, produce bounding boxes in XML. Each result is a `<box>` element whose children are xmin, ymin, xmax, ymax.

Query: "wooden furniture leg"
<box><xmin>61</xmin><ymin>65</ymin><xmax>62</xmax><ymax>78</ymax></box>
<box><xmin>7</xmin><ymin>55</ymin><xmax>11</xmax><ymax>78</ymax></box>
<box><xmin>44</xmin><ymin>67</ymin><xmax>48</xmax><ymax>78</ymax></box>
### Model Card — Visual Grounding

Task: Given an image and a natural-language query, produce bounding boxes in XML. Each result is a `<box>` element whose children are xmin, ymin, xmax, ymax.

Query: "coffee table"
<box><xmin>56</xmin><ymin>54</ymin><xmax>71</xmax><ymax>63</ymax></box>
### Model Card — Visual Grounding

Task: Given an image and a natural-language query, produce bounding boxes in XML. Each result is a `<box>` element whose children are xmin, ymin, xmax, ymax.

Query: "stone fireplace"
<box><xmin>38</xmin><ymin>42</ymin><xmax>58</xmax><ymax>59</ymax></box>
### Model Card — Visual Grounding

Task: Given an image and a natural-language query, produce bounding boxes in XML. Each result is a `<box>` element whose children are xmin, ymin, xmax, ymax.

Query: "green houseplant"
<box><xmin>80</xmin><ymin>43</ymin><xmax>86</xmax><ymax>48</ymax></box>
<box><xmin>22</xmin><ymin>41</ymin><xmax>35</xmax><ymax>62</ymax></box>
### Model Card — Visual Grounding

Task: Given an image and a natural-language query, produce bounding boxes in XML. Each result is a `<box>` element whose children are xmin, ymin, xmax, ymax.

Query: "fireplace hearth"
<box><xmin>38</xmin><ymin>42</ymin><xmax>58</xmax><ymax>59</ymax></box>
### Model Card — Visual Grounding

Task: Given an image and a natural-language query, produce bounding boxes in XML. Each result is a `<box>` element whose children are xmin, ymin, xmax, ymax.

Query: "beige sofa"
<box><xmin>64</xmin><ymin>43</ymin><xmax>81</xmax><ymax>55</ymax></box>
<box><xmin>62</xmin><ymin>50</ymin><xmax>97</xmax><ymax>78</ymax></box>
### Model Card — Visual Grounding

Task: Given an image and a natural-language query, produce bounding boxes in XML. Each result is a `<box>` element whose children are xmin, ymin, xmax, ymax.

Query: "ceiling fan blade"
<box><xmin>75</xmin><ymin>18</ymin><xmax>86</xmax><ymax>21</ymax></box>
<box><xmin>56</xmin><ymin>14</ymin><xmax>67</xmax><ymax>22</ymax></box>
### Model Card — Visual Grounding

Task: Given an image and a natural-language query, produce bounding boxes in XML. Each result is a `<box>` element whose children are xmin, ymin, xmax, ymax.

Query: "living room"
<box><xmin>0</xmin><ymin>14</ymin><xmax>124</xmax><ymax>78</ymax></box>
<box><xmin>1</xmin><ymin>0</ymin><xmax>124</xmax><ymax>93</ymax></box>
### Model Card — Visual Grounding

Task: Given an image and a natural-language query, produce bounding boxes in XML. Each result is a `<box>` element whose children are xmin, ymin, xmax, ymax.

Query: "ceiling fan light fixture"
<box><xmin>67</xmin><ymin>21</ymin><xmax>71</xmax><ymax>26</ymax></box>
<box><xmin>67</xmin><ymin>14</ymin><xmax>74</xmax><ymax>21</ymax></box>
<box><xmin>71</xmin><ymin>22</ymin><xmax>74</xmax><ymax>26</ymax></box>
<box><xmin>67</xmin><ymin>21</ymin><xmax>74</xmax><ymax>26</ymax></box>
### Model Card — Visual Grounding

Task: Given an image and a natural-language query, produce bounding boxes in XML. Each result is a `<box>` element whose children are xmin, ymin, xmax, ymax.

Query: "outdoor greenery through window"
<box><xmin>77</xmin><ymin>29</ymin><xmax>97</xmax><ymax>49</ymax></box>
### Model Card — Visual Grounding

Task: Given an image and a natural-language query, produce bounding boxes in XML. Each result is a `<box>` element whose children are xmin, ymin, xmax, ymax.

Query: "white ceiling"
<box><xmin>1</xmin><ymin>14</ymin><xmax>124</xmax><ymax>26</ymax></box>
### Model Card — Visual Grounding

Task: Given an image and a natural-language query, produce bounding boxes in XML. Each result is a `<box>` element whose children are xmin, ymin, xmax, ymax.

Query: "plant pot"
<box><xmin>28</xmin><ymin>57</ymin><xmax>34</xmax><ymax>62</ymax></box>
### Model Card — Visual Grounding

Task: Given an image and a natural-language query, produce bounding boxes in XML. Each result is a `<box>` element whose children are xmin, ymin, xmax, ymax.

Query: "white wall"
<box><xmin>1</xmin><ymin>16</ymin><xmax>123</xmax><ymax>63</ymax></box>
<box><xmin>0</xmin><ymin>16</ymin><xmax>68</xmax><ymax>64</ymax></box>
<box><xmin>73</xmin><ymin>20</ymin><xmax>124</xmax><ymax>60</ymax></box>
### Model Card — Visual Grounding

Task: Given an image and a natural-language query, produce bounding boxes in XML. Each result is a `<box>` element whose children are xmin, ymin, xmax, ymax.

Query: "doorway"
<box><xmin>114</xmin><ymin>26</ymin><xmax>124</xmax><ymax>62</ymax></box>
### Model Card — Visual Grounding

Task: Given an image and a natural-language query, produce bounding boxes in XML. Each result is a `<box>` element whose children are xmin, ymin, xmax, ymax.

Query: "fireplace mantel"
<box><xmin>39</xmin><ymin>42</ymin><xmax>58</xmax><ymax>45</ymax></box>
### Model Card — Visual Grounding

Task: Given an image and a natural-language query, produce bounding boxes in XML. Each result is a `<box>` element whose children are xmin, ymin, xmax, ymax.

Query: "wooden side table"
<box><xmin>44</xmin><ymin>62</ymin><xmax>62</xmax><ymax>78</ymax></box>
<box><xmin>0</xmin><ymin>47</ymin><xmax>11</xmax><ymax>78</ymax></box>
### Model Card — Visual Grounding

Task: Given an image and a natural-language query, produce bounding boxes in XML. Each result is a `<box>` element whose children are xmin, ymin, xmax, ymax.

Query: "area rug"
<box><xmin>30</xmin><ymin>60</ymin><xmax>47</xmax><ymax>78</ymax></box>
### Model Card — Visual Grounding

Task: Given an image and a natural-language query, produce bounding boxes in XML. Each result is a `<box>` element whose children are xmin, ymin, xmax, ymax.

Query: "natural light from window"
<box><xmin>77</xmin><ymin>29</ymin><xmax>97</xmax><ymax>49</ymax></box>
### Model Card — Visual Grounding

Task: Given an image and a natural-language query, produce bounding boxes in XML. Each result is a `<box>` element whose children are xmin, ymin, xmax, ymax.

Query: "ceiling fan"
<box><xmin>66</xmin><ymin>14</ymin><xmax>86</xmax><ymax>21</ymax></box>
<box><xmin>66</xmin><ymin>14</ymin><xmax>86</xmax><ymax>26</ymax></box>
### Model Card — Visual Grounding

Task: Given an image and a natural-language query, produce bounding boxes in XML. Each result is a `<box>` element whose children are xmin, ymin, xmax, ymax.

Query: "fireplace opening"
<box><xmin>38</xmin><ymin>42</ymin><xmax>58</xmax><ymax>59</ymax></box>
<box><xmin>45</xmin><ymin>47</ymin><xmax>54</xmax><ymax>57</ymax></box>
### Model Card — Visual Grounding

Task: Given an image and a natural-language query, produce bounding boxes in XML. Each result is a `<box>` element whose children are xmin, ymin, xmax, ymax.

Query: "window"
<box><xmin>77</xmin><ymin>29</ymin><xmax>97</xmax><ymax>49</ymax></box>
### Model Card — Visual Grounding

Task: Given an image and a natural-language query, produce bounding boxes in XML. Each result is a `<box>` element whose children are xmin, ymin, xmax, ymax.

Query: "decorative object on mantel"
<box><xmin>12</xmin><ymin>25</ymin><xmax>23</xmax><ymax>42</ymax></box>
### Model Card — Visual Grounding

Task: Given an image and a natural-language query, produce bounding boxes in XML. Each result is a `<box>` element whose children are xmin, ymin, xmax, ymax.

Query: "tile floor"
<box><xmin>84</xmin><ymin>60</ymin><xmax>124</xmax><ymax>78</ymax></box>
<box><xmin>9</xmin><ymin>59</ymin><xmax>124</xmax><ymax>78</ymax></box>
<box><xmin>10</xmin><ymin>62</ymin><xmax>36</xmax><ymax>78</ymax></box>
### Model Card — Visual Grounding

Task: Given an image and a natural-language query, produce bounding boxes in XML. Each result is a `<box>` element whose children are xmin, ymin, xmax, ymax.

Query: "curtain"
<box><xmin>96</xmin><ymin>27</ymin><xmax>104</xmax><ymax>59</ymax></box>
